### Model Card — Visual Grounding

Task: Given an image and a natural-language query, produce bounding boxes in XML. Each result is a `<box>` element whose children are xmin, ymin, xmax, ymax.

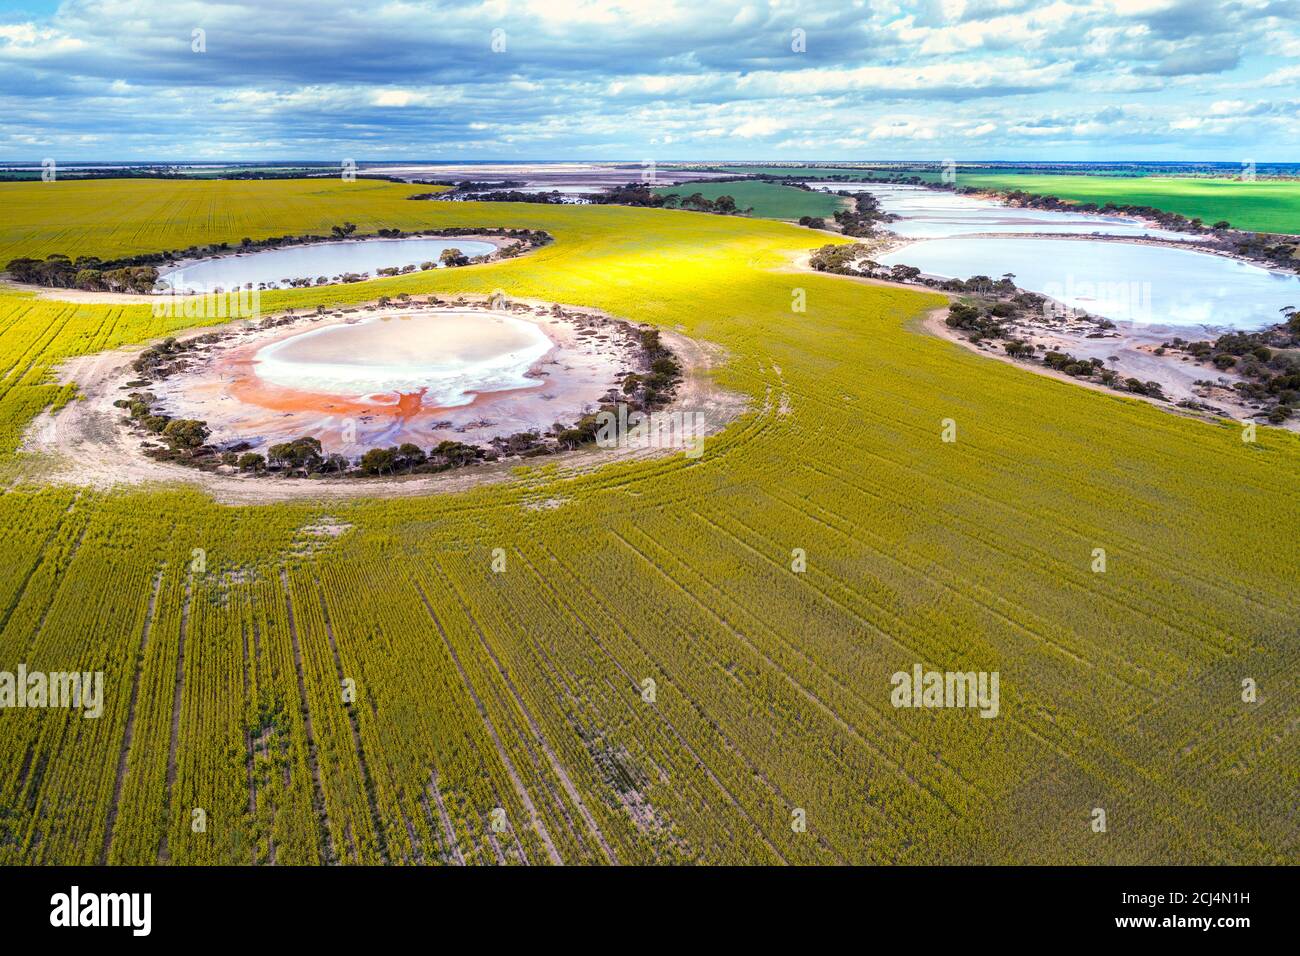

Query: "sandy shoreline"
<box><xmin>787</xmin><ymin>251</ymin><xmax>1294</xmax><ymax>430</ymax></box>
<box><xmin>801</xmin><ymin>198</ymin><xmax>1298</xmax><ymax>428</ymax></box>
<box><xmin>842</xmin><ymin>178</ymin><xmax>1297</xmax><ymax>273</ymax></box>
<box><xmin>863</xmin><ymin>226</ymin><xmax>1286</xmax><ymax>278</ymax></box>
<box><xmin>149</xmin><ymin>304</ymin><xmax>639</xmax><ymax>454</ymax></box>
<box><xmin>0</xmin><ymin>232</ymin><xmax>533</xmax><ymax>304</ymax></box>
<box><xmin>917</xmin><ymin>309</ymin><xmax>1284</xmax><ymax>427</ymax></box>
<box><xmin>889</xmin><ymin>228</ymin><xmax>1290</xmax><ymax>274</ymax></box>
<box><xmin>158</xmin><ymin>233</ymin><xmax>525</xmax><ymax>296</ymax></box>
<box><xmin>16</xmin><ymin>294</ymin><xmax>749</xmax><ymax>504</ymax></box>
<box><xmin>158</xmin><ymin>232</ymin><xmax>521</xmax><ymax>278</ymax></box>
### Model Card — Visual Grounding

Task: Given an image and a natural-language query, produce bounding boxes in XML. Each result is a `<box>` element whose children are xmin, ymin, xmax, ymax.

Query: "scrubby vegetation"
<box><xmin>646</xmin><ymin>179</ymin><xmax>843</xmax><ymax>220</ymax></box>
<box><xmin>944</xmin><ymin>297</ymin><xmax>1170</xmax><ymax>400</ymax></box>
<box><xmin>414</xmin><ymin>181</ymin><xmax>572</xmax><ymax>204</ymax></box>
<box><xmin>5</xmin><ymin>216</ymin><xmax>550</xmax><ymax>293</ymax></box>
<box><xmin>826</xmin><ymin>190</ymin><xmax>895</xmax><ymax>237</ymax></box>
<box><xmin>976</xmin><ymin>187</ymin><xmax>1213</xmax><ymax>236</ymax></box>
<box><xmin>116</xmin><ymin>304</ymin><xmax>684</xmax><ymax>479</ymax></box>
<box><xmin>1161</xmin><ymin>309</ymin><xmax>1300</xmax><ymax>422</ymax></box>
<box><xmin>5</xmin><ymin>255</ymin><xmax>159</xmax><ymax>292</ymax></box>
<box><xmin>810</xmin><ymin>242</ymin><xmax>1179</xmax><ymax>403</ymax></box>
<box><xmin>943</xmin><ymin>179</ymin><xmax>1300</xmax><ymax>271</ymax></box>
<box><xmin>600</xmin><ymin>182</ymin><xmax>752</xmax><ymax>216</ymax></box>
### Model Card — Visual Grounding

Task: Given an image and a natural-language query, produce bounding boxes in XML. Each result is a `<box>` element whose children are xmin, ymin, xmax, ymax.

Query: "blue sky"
<box><xmin>1</xmin><ymin>0</ymin><xmax>1298</xmax><ymax>161</ymax></box>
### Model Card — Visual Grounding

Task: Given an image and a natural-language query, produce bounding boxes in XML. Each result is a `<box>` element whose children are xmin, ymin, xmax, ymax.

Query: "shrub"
<box><xmin>162</xmin><ymin>418</ymin><xmax>209</xmax><ymax>454</ymax></box>
<box><xmin>1212</xmin><ymin>353</ymin><xmax>1237</xmax><ymax>370</ymax></box>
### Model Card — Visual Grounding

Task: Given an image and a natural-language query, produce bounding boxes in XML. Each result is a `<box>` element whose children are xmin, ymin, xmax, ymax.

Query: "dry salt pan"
<box><xmin>253</xmin><ymin>311</ymin><xmax>553</xmax><ymax>406</ymax></box>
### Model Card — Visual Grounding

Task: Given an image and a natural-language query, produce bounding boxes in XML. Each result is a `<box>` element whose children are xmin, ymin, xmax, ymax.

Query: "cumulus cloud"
<box><xmin>0</xmin><ymin>0</ymin><xmax>1295</xmax><ymax>159</ymax></box>
<box><xmin>731</xmin><ymin>117</ymin><xmax>785</xmax><ymax>138</ymax></box>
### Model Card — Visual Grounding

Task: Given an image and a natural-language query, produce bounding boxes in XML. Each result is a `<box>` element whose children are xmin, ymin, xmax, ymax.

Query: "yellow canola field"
<box><xmin>0</xmin><ymin>179</ymin><xmax>1295</xmax><ymax>865</ymax></box>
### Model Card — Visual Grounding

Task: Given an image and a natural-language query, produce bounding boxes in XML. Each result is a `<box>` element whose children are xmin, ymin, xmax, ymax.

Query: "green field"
<box><xmin>0</xmin><ymin>179</ymin><xmax>1295</xmax><ymax>865</ymax></box>
<box><xmin>714</xmin><ymin>167</ymin><xmax>1300</xmax><ymax>233</ymax></box>
<box><xmin>652</xmin><ymin>179</ymin><xmax>845</xmax><ymax>220</ymax></box>
<box><xmin>957</xmin><ymin>174</ymin><xmax>1300</xmax><ymax>235</ymax></box>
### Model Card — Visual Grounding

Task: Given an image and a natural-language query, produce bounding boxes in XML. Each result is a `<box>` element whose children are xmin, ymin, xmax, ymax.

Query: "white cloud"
<box><xmin>372</xmin><ymin>89</ymin><xmax>417</xmax><ymax>107</ymax></box>
<box><xmin>1259</xmin><ymin>64</ymin><xmax>1300</xmax><ymax>86</ymax></box>
<box><xmin>0</xmin><ymin>22</ymin><xmax>86</xmax><ymax>55</ymax></box>
<box><xmin>738</xmin><ymin>58</ymin><xmax>1072</xmax><ymax>97</ymax></box>
<box><xmin>731</xmin><ymin>116</ymin><xmax>784</xmax><ymax>138</ymax></box>
<box><xmin>868</xmin><ymin>119</ymin><xmax>937</xmax><ymax>140</ymax></box>
<box><xmin>0</xmin><ymin>0</ymin><xmax>1293</xmax><ymax>159</ymax></box>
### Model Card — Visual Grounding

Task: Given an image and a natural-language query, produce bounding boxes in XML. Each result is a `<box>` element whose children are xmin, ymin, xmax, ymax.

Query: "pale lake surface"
<box><xmin>158</xmin><ymin>237</ymin><xmax>497</xmax><ymax>292</ymax></box>
<box><xmin>801</xmin><ymin>182</ymin><xmax>1199</xmax><ymax>241</ymax></box>
<box><xmin>516</xmin><ymin>184</ymin><xmax>608</xmax><ymax>194</ymax></box>
<box><xmin>878</xmin><ymin>236</ymin><xmax>1300</xmax><ymax>330</ymax></box>
<box><xmin>253</xmin><ymin>310</ymin><xmax>552</xmax><ymax>406</ymax></box>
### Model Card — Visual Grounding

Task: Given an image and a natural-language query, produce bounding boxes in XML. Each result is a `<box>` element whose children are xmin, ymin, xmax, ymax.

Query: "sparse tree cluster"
<box><xmin>658</xmin><ymin>192</ymin><xmax>747</xmax><ymax>215</ymax></box>
<box><xmin>1165</xmin><ymin>309</ymin><xmax>1300</xmax><ymax>422</ymax></box>
<box><xmin>6</xmin><ymin>255</ymin><xmax>159</xmax><ymax>292</ymax></box>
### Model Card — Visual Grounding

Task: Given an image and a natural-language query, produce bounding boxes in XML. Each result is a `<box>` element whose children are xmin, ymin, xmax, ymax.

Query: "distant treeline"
<box><xmin>0</xmin><ymin>169</ymin><xmax>192</xmax><ymax>182</ymax></box>
<box><xmin>5</xmin><ymin>224</ymin><xmax>552</xmax><ymax>293</ymax></box>
<box><xmin>410</xmin><ymin>180</ymin><xmax>566</xmax><ymax>203</ymax></box>
<box><xmin>589</xmin><ymin>182</ymin><xmax>749</xmax><ymax>215</ymax></box>
<box><xmin>419</xmin><ymin>189</ymin><xmax>567</xmax><ymax>204</ymax></box>
<box><xmin>985</xmin><ymin>188</ymin><xmax>1218</xmax><ymax>232</ymax></box>
<box><xmin>972</xmin><ymin>186</ymin><xmax>1300</xmax><ymax>270</ymax></box>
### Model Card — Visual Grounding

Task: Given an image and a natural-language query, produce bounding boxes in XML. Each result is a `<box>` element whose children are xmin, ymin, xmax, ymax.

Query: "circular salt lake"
<box><xmin>157</xmin><ymin>236</ymin><xmax>498</xmax><ymax>293</ymax></box>
<box><xmin>801</xmin><ymin>182</ymin><xmax>1198</xmax><ymax>241</ymax></box>
<box><xmin>879</xmin><ymin>236</ymin><xmax>1300</xmax><ymax>331</ymax></box>
<box><xmin>252</xmin><ymin>311</ymin><xmax>553</xmax><ymax>407</ymax></box>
